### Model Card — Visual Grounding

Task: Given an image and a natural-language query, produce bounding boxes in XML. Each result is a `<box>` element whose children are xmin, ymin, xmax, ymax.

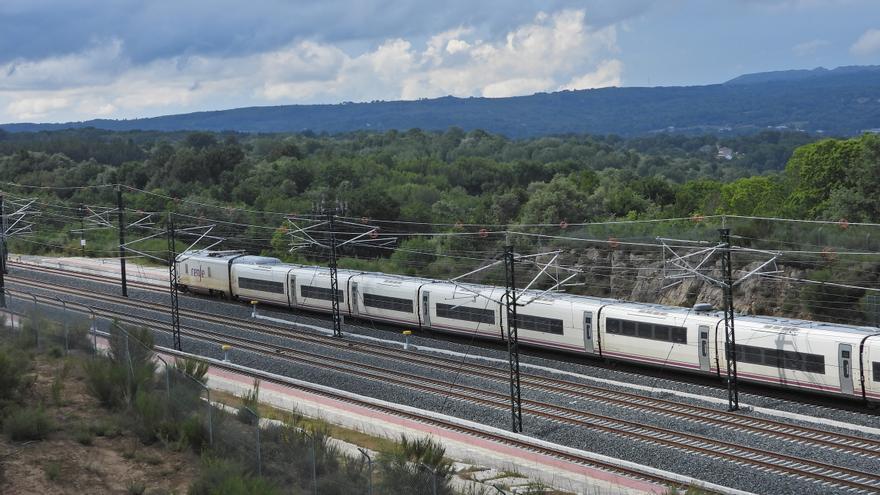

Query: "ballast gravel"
<box><xmin>8</xmin><ymin>266</ymin><xmax>880</xmax><ymax>495</ymax></box>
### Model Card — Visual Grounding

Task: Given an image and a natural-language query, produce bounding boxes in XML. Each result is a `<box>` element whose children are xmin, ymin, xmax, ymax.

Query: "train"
<box><xmin>176</xmin><ymin>249</ymin><xmax>880</xmax><ymax>404</ymax></box>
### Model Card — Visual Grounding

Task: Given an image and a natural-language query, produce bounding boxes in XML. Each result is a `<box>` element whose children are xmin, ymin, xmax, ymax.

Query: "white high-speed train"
<box><xmin>176</xmin><ymin>250</ymin><xmax>880</xmax><ymax>403</ymax></box>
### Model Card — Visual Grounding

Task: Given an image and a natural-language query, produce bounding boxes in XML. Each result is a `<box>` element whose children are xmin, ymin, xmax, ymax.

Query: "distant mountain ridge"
<box><xmin>723</xmin><ymin>65</ymin><xmax>880</xmax><ymax>85</ymax></box>
<box><xmin>3</xmin><ymin>65</ymin><xmax>880</xmax><ymax>138</ymax></box>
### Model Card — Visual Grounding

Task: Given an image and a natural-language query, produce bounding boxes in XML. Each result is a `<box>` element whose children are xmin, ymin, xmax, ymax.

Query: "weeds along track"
<box><xmin>8</xmin><ymin>272</ymin><xmax>880</xmax><ymax>494</ymax></box>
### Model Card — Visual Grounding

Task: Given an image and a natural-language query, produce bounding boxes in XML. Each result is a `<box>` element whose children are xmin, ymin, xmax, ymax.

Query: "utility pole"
<box><xmin>79</xmin><ymin>204</ymin><xmax>86</xmax><ymax>256</ymax></box>
<box><xmin>504</xmin><ymin>245</ymin><xmax>523</xmax><ymax>433</ymax></box>
<box><xmin>168</xmin><ymin>213</ymin><xmax>181</xmax><ymax>351</ymax></box>
<box><xmin>327</xmin><ymin>209</ymin><xmax>343</xmax><ymax>338</ymax></box>
<box><xmin>719</xmin><ymin>228</ymin><xmax>739</xmax><ymax>411</ymax></box>
<box><xmin>117</xmin><ymin>186</ymin><xmax>128</xmax><ymax>297</ymax></box>
<box><xmin>0</xmin><ymin>194</ymin><xmax>5</xmax><ymax>308</ymax></box>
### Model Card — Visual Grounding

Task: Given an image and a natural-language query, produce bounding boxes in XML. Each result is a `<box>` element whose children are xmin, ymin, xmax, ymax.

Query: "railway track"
<box><xmin>7</xmin><ymin>274</ymin><xmax>880</xmax><ymax>493</ymax></box>
<box><xmin>8</xmin><ymin>271</ymin><xmax>880</xmax><ymax>458</ymax></box>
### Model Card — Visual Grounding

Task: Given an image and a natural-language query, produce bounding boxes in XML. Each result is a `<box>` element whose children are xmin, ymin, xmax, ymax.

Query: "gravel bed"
<box><xmin>8</xmin><ymin>266</ymin><xmax>880</xmax><ymax>494</ymax></box>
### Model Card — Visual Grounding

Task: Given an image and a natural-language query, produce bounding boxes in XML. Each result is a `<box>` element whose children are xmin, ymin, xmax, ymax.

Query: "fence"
<box><xmin>0</xmin><ymin>290</ymin><xmax>472</xmax><ymax>495</ymax></box>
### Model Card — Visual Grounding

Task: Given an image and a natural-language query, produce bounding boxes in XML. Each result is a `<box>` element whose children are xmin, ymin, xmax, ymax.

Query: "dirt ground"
<box><xmin>0</xmin><ymin>353</ymin><xmax>198</xmax><ymax>495</ymax></box>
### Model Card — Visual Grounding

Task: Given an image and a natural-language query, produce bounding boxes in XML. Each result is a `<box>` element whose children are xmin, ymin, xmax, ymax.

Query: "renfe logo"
<box><xmin>191</xmin><ymin>267</ymin><xmax>206</xmax><ymax>280</ymax></box>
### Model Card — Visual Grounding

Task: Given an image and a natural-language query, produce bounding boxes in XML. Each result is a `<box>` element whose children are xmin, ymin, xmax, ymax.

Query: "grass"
<box><xmin>74</xmin><ymin>427</ymin><xmax>94</xmax><ymax>446</ymax></box>
<box><xmin>43</xmin><ymin>461</ymin><xmax>62</xmax><ymax>483</ymax></box>
<box><xmin>126</xmin><ymin>480</ymin><xmax>147</xmax><ymax>495</ymax></box>
<box><xmin>3</xmin><ymin>406</ymin><xmax>53</xmax><ymax>441</ymax></box>
<box><xmin>212</xmin><ymin>389</ymin><xmax>400</xmax><ymax>453</ymax></box>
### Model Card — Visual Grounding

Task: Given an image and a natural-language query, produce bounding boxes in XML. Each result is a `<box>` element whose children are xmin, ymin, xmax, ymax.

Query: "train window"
<box><xmin>518</xmin><ymin>314</ymin><xmax>564</xmax><ymax>335</ymax></box>
<box><xmin>606</xmin><ymin>319</ymin><xmax>620</xmax><ymax>334</ymax></box>
<box><xmin>301</xmin><ymin>285</ymin><xmax>344</xmax><ymax>302</ymax></box>
<box><xmin>363</xmin><ymin>293</ymin><xmax>413</xmax><ymax>313</ymax></box>
<box><xmin>605</xmin><ymin>318</ymin><xmax>687</xmax><ymax>344</ymax></box>
<box><xmin>653</xmin><ymin>325</ymin><xmax>670</xmax><ymax>341</ymax></box>
<box><xmin>671</xmin><ymin>327</ymin><xmax>687</xmax><ymax>344</ymax></box>
<box><xmin>732</xmin><ymin>344</ymin><xmax>824</xmax><ymax>374</ymax></box>
<box><xmin>207</xmin><ymin>267</ymin><xmax>212</xmax><ymax>278</ymax></box>
<box><xmin>238</xmin><ymin>277</ymin><xmax>285</xmax><ymax>294</ymax></box>
<box><xmin>874</xmin><ymin>362</ymin><xmax>880</xmax><ymax>382</ymax></box>
<box><xmin>436</xmin><ymin>303</ymin><xmax>494</xmax><ymax>324</ymax></box>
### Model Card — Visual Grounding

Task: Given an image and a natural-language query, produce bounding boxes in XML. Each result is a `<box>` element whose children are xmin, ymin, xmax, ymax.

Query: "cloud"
<box><xmin>560</xmin><ymin>59</ymin><xmax>623</xmax><ymax>90</ymax></box>
<box><xmin>0</xmin><ymin>0</ymin><xmax>651</xmax><ymax>66</ymax></box>
<box><xmin>0</xmin><ymin>8</ymin><xmax>624</xmax><ymax>122</ymax></box>
<box><xmin>792</xmin><ymin>39</ymin><xmax>829</xmax><ymax>56</ymax></box>
<box><xmin>851</xmin><ymin>28</ymin><xmax>880</xmax><ymax>56</ymax></box>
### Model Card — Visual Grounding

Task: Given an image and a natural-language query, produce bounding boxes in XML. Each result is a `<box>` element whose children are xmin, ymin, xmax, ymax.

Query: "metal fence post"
<box><xmin>88</xmin><ymin>308</ymin><xmax>98</xmax><ymax>356</ymax></box>
<box><xmin>61</xmin><ymin>299</ymin><xmax>69</xmax><ymax>353</ymax></box>
<box><xmin>30</xmin><ymin>293</ymin><xmax>38</xmax><ymax>349</ymax></box>
<box><xmin>358</xmin><ymin>448</ymin><xmax>372</xmax><ymax>495</ymax></box>
<box><xmin>206</xmin><ymin>388</ymin><xmax>213</xmax><ymax>446</ymax></box>
<box><xmin>304</xmin><ymin>429</ymin><xmax>317</xmax><ymax>495</ymax></box>
<box><xmin>155</xmin><ymin>354</ymin><xmax>171</xmax><ymax>400</ymax></box>
<box><xmin>242</xmin><ymin>406</ymin><xmax>261</xmax><ymax>477</ymax></box>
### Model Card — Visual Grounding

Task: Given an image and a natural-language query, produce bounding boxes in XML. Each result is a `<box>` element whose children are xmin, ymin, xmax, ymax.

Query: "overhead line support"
<box><xmin>327</xmin><ymin>210</ymin><xmax>343</xmax><ymax>338</ymax></box>
<box><xmin>117</xmin><ymin>185</ymin><xmax>128</xmax><ymax>297</ymax></box>
<box><xmin>504</xmin><ymin>245</ymin><xmax>523</xmax><ymax>433</ymax></box>
<box><xmin>168</xmin><ymin>212</ymin><xmax>181</xmax><ymax>351</ymax></box>
<box><xmin>719</xmin><ymin>228</ymin><xmax>739</xmax><ymax>411</ymax></box>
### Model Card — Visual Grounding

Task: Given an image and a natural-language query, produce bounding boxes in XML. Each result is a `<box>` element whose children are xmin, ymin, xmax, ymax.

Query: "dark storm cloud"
<box><xmin>0</xmin><ymin>0</ymin><xmax>656</xmax><ymax>65</ymax></box>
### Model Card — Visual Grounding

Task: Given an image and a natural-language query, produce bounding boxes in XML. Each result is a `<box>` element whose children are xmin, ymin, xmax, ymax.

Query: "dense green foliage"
<box><xmin>3</xmin><ymin>66</ymin><xmax>879</xmax><ymax>137</ymax></box>
<box><xmin>3</xmin><ymin>127</ymin><xmax>880</xmax><ymax>323</ymax></box>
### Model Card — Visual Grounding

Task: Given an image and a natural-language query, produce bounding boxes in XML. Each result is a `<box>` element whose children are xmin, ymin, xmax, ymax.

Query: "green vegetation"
<box><xmin>3</xmin><ymin>128</ymin><xmax>880</xmax><ymax>324</ymax></box>
<box><xmin>3</xmin><ymin>406</ymin><xmax>54</xmax><ymax>441</ymax></box>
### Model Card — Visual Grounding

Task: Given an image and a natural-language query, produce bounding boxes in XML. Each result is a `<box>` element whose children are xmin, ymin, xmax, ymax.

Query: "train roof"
<box><xmin>737</xmin><ymin>314</ymin><xmax>880</xmax><ymax>336</ymax></box>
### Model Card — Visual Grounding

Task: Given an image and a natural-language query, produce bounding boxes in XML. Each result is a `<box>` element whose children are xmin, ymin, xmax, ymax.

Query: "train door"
<box><xmin>583</xmin><ymin>311</ymin><xmax>594</xmax><ymax>353</ymax></box>
<box><xmin>288</xmin><ymin>274</ymin><xmax>297</xmax><ymax>308</ymax></box>
<box><xmin>421</xmin><ymin>291</ymin><xmax>431</xmax><ymax>328</ymax></box>
<box><xmin>351</xmin><ymin>282</ymin><xmax>360</xmax><ymax>316</ymax></box>
<box><xmin>699</xmin><ymin>325</ymin><xmax>710</xmax><ymax>372</ymax></box>
<box><xmin>839</xmin><ymin>343</ymin><xmax>854</xmax><ymax>395</ymax></box>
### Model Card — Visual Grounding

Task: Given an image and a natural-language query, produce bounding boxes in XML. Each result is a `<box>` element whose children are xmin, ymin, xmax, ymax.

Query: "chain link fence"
<box><xmin>0</xmin><ymin>290</ymin><xmax>485</xmax><ymax>495</ymax></box>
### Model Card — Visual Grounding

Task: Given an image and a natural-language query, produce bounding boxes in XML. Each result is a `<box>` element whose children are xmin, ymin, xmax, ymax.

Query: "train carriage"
<box><xmin>421</xmin><ymin>282</ymin><xmax>504</xmax><ymax>339</ymax></box>
<box><xmin>288</xmin><ymin>266</ymin><xmax>361</xmax><ymax>314</ymax></box>
<box><xmin>232</xmin><ymin>262</ymin><xmax>292</xmax><ymax>306</ymax></box>
<box><xmin>727</xmin><ymin>316</ymin><xmax>880</xmax><ymax>399</ymax></box>
<box><xmin>348</xmin><ymin>273</ymin><xmax>424</xmax><ymax>327</ymax></box>
<box><xmin>507</xmin><ymin>293</ymin><xmax>613</xmax><ymax>355</ymax></box>
<box><xmin>600</xmin><ymin>303</ymin><xmax>722</xmax><ymax>374</ymax></box>
<box><xmin>864</xmin><ymin>336</ymin><xmax>880</xmax><ymax>402</ymax></box>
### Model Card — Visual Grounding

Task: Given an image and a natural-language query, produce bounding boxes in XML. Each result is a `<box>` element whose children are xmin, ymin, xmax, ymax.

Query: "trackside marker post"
<box><xmin>222</xmin><ymin>344</ymin><xmax>232</xmax><ymax>362</ymax></box>
<box><xmin>403</xmin><ymin>330</ymin><xmax>412</xmax><ymax>350</ymax></box>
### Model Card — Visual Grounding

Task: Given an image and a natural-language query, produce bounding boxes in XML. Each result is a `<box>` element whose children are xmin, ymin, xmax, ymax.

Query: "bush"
<box><xmin>180</xmin><ymin>415</ymin><xmax>208</xmax><ymax>453</ymax></box>
<box><xmin>4</xmin><ymin>407</ymin><xmax>53</xmax><ymax>441</ymax></box>
<box><xmin>44</xmin><ymin>461</ymin><xmax>61</xmax><ymax>482</ymax></box>
<box><xmin>82</xmin><ymin>358</ymin><xmax>127</xmax><ymax>409</ymax></box>
<box><xmin>377</xmin><ymin>435</ymin><xmax>455</xmax><ymax>495</ymax></box>
<box><xmin>0</xmin><ymin>347</ymin><xmax>30</xmax><ymax>404</ymax></box>
<box><xmin>73</xmin><ymin>423</ymin><xmax>94</xmax><ymax>445</ymax></box>
<box><xmin>174</xmin><ymin>357</ymin><xmax>209</xmax><ymax>384</ymax></box>
<box><xmin>131</xmin><ymin>390</ymin><xmax>171</xmax><ymax>444</ymax></box>
<box><xmin>237</xmin><ymin>380</ymin><xmax>260</xmax><ymax>425</ymax></box>
<box><xmin>188</xmin><ymin>457</ymin><xmax>280</xmax><ymax>495</ymax></box>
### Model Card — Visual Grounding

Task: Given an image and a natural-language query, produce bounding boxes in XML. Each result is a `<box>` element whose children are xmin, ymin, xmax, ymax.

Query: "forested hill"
<box><xmin>3</xmin><ymin>66</ymin><xmax>880</xmax><ymax>137</ymax></box>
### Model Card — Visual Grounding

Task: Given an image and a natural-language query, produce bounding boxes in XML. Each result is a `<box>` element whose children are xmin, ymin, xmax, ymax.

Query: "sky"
<box><xmin>0</xmin><ymin>0</ymin><xmax>879</xmax><ymax>123</ymax></box>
